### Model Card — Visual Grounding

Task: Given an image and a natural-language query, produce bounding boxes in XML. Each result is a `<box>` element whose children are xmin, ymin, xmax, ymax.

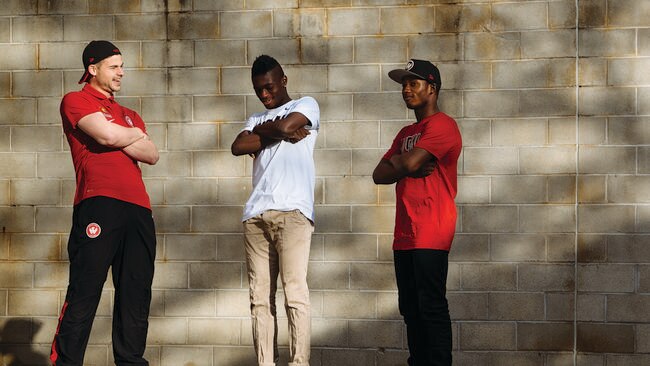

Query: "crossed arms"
<box><xmin>77</xmin><ymin>111</ymin><xmax>159</xmax><ymax>165</ymax></box>
<box><xmin>231</xmin><ymin>112</ymin><xmax>311</xmax><ymax>156</ymax></box>
<box><xmin>372</xmin><ymin>147</ymin><xmax>437</xmax><ymax>184</ymax></box>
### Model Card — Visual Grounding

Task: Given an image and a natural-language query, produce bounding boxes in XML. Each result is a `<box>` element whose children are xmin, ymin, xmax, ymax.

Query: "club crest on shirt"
<box><xmin>86</xmin><ymin>223</ymin><xmax>101</xmax><ymax>238</ymax></box>
<box><xmin>125</xmin><ymin>115</ymin><xmax>134</xmax><ymax>127</ymax></box>
<box><xmin>100</xmin><ymin>107</ymin><xmax>113</xmax><ymax>121</ymax></box>
<box><xmin>401</xmin><ymin>133</ymin><xmax>421</xmax><ymax>153</ymax></box>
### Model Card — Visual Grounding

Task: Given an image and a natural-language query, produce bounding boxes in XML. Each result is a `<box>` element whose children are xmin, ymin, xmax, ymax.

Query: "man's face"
<box><xmin>90</xmin><ymin>54</ymin><xmax>124</xmax><ymax>96</ymax></box>
<box><xmin>252</xmin><ymin>66</ymin><xmax>288</xmax><ymax>109</ymax></box>
<box><xmin>401</xmin><ymin>76</ymin><xmax>436</xmax><ymax>109</ymax></box>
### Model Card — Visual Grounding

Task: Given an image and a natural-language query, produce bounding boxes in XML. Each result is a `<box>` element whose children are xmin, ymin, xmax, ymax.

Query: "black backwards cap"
<box><xmin>78</xmin><ymin>40</ymin><xmax>121</xmax><ymax>84</ymax></box>
<box><xmin>388</xmin><ymin>59</ymin><xmax>441</xmax><ymax>90</ymax></box>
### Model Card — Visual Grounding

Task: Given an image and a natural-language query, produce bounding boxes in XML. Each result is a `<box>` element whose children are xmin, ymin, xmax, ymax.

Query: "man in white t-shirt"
<box><xmin>231</xmin><ymin>55</ymin><xmax>319</xmax><ymax>366</ymax></box>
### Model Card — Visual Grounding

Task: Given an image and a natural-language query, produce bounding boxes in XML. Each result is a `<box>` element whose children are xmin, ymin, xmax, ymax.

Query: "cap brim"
<box><xmin>78</xmin><ymin>70</ymin><xmax>91</xmax><ymax>84</ymax></box>
<box><xmin>388</xmin><ymin>69</ymin><xmax>424</xmax><ymax>84</ymax></box>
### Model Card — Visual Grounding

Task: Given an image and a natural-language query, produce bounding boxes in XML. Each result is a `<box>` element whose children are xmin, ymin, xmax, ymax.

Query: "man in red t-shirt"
<box><xmin>51</xmin><ymin>40</ymin><xmax>159</xmax><ymax>366</ymax></box>
<box><xmin>373</xmin><ymin>59</ymin><xmax>461</xmax><ymax>366</ymax></box>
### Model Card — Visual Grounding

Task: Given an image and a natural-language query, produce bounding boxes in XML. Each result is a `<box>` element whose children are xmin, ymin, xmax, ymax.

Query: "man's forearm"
<box><xmin>123</xmin><ymin>136</ymin><xmax>159</xmax><ymax>165</ymax></box>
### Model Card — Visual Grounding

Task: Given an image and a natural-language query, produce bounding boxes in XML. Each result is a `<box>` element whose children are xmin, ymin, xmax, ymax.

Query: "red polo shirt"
<box><xmin>61</xmin><ymin>84</ymin><xmax>151</xmax><ymax>209</ymax></box>
<box><xmin>383</xmin><ymin>112</ymin><xmax>462</xmax><ymax>251</ymax></box>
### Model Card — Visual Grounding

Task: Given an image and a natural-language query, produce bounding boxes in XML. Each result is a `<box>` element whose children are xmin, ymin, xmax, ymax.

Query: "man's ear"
<box><xmin>89</xmin><ymin>64</ymin><xmax>97</xmax><ymax>77</ymax></box>
<box><xmin>282</xmin><ymin>75</ymin><xmax>287</xmax><ymax>87</ymax></box>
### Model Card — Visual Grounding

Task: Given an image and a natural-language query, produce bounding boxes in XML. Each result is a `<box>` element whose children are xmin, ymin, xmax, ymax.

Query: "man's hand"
<box><xmin>409</xmin><ymin>158</ymin><xmax>437</xmax><ymax>178</ymax></box>
<box><xmin>284</xmin><ymin>127</ymin><xmax>310</xmax><ymax>143</ymax></box>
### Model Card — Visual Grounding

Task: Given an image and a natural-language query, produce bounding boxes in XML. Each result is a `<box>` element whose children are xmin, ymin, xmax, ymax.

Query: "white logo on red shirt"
<box><xmin>401</xmin><ymin>133</ymin><xmax>422</xmax><ymax>153</ymax></box>
<box><xmin>125</xmin><ymin>116</ymin><xmax>133</xmax><ymax>127</ymax></box>
<box><xmin>86</xmin><ymin>223</ymin><xmax>101</xmax><ymax>238</ymax></box>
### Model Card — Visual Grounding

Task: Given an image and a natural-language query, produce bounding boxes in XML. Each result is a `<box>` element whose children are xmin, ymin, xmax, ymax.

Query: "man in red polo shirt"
<box><xmin>373</xmin><ymin>59</ymin><xmax>462</xmax><ymax>366</ymax></box>
<box><xmin>51</xmin><ymin>40</ymin><xmax>159</xmax><ymax>365</ymax></box>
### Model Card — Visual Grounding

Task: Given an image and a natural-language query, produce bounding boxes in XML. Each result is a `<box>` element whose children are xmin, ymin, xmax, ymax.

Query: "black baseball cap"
<box><xmin>388</xmin><ymin>59</ymin><xmax>441</xmax><ymax>90</ymax></box>
<box><xmin>78</xmin><ymin>40</ymin><xmax>121</xmax><ymax>84</ymax></box>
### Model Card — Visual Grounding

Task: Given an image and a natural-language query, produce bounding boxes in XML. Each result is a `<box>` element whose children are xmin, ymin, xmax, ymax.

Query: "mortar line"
<box><xmin>574</xmin><ymin>0</ymin><xmax>580</xmax><ymax>364</ymax></box>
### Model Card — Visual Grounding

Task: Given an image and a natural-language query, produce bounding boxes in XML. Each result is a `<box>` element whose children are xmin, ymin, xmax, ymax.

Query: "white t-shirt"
<box><xmin>241</xmin><ymin>96</ymin><xmax>320</xmax><ymax>222</ymax></box>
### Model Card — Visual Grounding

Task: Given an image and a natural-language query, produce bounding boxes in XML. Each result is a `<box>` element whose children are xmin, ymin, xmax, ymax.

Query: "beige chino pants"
<box><xmin>243</xmin><ymin>209</ymin><xmax>313</xmax><ymax>366</ymax></box>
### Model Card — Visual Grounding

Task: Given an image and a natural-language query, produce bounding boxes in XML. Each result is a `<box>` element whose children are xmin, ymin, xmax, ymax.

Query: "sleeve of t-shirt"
<box><xmin>61</xmin><ymin>92</ymin><xmax>101</xmax><ymax>129</ymax></box>
<box><xmin>123</xmin><ymin>108</ymin><xmax>147</xmax><ymax>134</ymax></box>
<box><xmin>242</xmin><ymin>114</ymin><xmax>260</xmax><ymax>133</ymax></box>
<box><xmin>292</xmin><ymin>96</ymin><xmax>320</xmax><ymax>131</ymax></box>
<box><xmin>382</xmin><ymin>129</ymin><xmax>404</xmax><ymax>161</ymax></box>
<box><xmin>415</xmin><ymin>116</ymin><xmax>458</xmax><ymax>160</ymax></box>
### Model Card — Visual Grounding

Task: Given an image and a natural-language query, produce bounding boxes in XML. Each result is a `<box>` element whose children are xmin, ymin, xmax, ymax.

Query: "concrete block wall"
<box><xmin>0</xmin><ymin>0</ymin><xmax>648</xmax><ymax>365</ymax></box>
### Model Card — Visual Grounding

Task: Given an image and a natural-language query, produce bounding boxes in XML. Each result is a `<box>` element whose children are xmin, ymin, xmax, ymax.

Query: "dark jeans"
<box><xmin>51</xmin><ymin>197</ymin><xmax>156</xmax><ymax>366</ymax></box>
<box><xmin>394</xmin><ymin>249</ymin><xmax>452</xmax><ymax>366</ymax></box>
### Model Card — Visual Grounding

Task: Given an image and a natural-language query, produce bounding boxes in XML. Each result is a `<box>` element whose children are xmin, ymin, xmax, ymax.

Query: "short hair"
<box><xmin>251</xmin><ymin>55</ymin><xmax>283</xmax><ymax>78</ymax></box>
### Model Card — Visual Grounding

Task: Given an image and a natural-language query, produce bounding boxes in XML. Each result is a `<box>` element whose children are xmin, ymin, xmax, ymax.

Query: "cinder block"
<box><xmin>488</xmin><ymin>293</ymin><xmax>544</xmax><ymax>321</ymax></box>
<box><xmin>355</xmin><ymin>36</ymin><xmax>408</xmax><ymax>64</ymax></box>
<box><xmin>579</xmin><ymin>29</ymin><xmax>636</xmax><ymax>57</ymax></box>
<box><xmin>322</xmin><ymin>121</ymin><xmax>379</xmax><ymax>149</ymax></box>
<box><xmin>350</xmin><ymin>263</ymin><xmax>395</xmax><ymax>291</ymax></box>
<box><xmin>351</xmin><ymin>206</ymin><xmax>395</xmax><ymax>234</ymax></box>
<box><xmin>221</xmin><ymin>11</ymin><xmax>272</xmax><ymax>39</ymax></box>
<box><xmin>548</xmin><ymin>175</ymin><xmax>576</xmax><ymax>204</ymax></box>
<box><xmin>167</xmin><ymin>13</ymin><xmax>219</xmax><ymax>40</ymax></box>
<box><xmin>547</xmin><ymin>234</ymin><xmax>576</xmax><ymax>262</ymax></box>
<box><xmin>160</xmin><ymin>346</ymin><xmax>213</xmax><ymax>366</ymax></box>
<box><xmin>449</xmin><ymin>234</ymin><xmax>489</xmax><ymax>262</ymax></box>
<box><xmin>215</xmin><ymin>290</ymin><xmax>249</xmax><ymax>317</ymax></box>
<box><xmin>313</xmin><ymin>205</ymin><xmax>351</xmax><ymax>233</ymax></box>
<box><xmin>323</xmin><ymin>291</ymin><xmax>376</xmax><ymax>318</ymax></box>
<box><xmin>140</xmin><ymin>151</ymin><xmax>192</xmax><ymax>177</ymax></box>
<box><xmin>490</xmin><ymin>234</ymin><xmax>546</xmax><ymax>262</ymax></box>
<box><xmin>141</xmin><ymin>96</ymin><xmax>191</xmax><ymax>123</ymax></box>
<box><xmin>314</xmin><ymin>149</ymin><xmax>350</xmax><ymax>176</ymax></box>
<box><xmin>10</xmin><ymin>179</ymin><xmax>59</xmax><ymax>205</ymax></box>
<box><xmin>194</xmin><ymin>96</ymin><xmax>246</xmax><ymax>123</ymax></box>
<box><xmin>152</xmin><ymin>262</ymin><xmax>189</xmax><ymax>289</ymax></box>
<box><xmin>147</xmin><ymin>317</ymin><xmax>188</xmax><ymax>344</ymax></box>
<box><xmin>164</xmin><ymin>290</ymin><xmax>215</xmax><ymax>317</ymax></box>
<box><xmin>34</xmin><ymin>262</ymin><xmax>68</xmax><ymax>288</ymax></box>
<box><xmin>168</xmin><ymin>68</ymin><xmax>219</xmax><ymax>95</ymax></box>
<box><xmin>492</xmin><ymin>2</ymin><xmax>547</xmax><ymax>31</ymax></box>
<box><xmin>192</xmin><ymin>151</ymin><xmax>246</xmax><ymax>177</ymax></box>
<box><xmin>578</xmin><ymin>205</ymin><xmax>635</xmax><ymax>233</ymax></box>
<box><xmin>216</xmin><ymin>178</ymin><xmax>251</xmax><ymax>205</ymax></box>
<box><xmin>578</xmin><ymin>264</ymin><xmax>635</xmax><ymax>292</ymax></box>
<box><xmin>376</xmin><ymin>292</ymin><xmax>400</xmax><ymax>320</ymax></box>
<box><xmin>328</xmin><ymin>65</ymin><xmax>380</xmax><ymax>93</ymax></box>
<box><xmin>464</xmin><ymin>90</ymin><xmax>518</xmax><ymax>118</ymax></box>
<box><xmin>8</xmin><ymin>290</ymin><xmax>59</xmax><ymax>316</ymax></box>
<box><xmin>307</xmin><ymin>262</ymin><xmax>349</xmax><ymax>290</ymax></box>
<box><xmin>637</xmin><ymin>324</ymin><xmax>650</xmax><ymax>353</ymax></box>
<box><xmin>12</xmin><ymin>126</ymin><xmax>62</xmax><ymax>152</ymax></box>
<box><xmin>609</xmin><ymin>116</ymin><xmax>650</xmax><ymax>146</ymax></box>
<box><xmin>323</xmin><ymin>234</ymin><xmax>377</xmax><ymax>261</ymax></box>
<box><xmin>63</xmin><ymin>15</ymin><xmax>113</xmax><ymax>41</ymax></box>
<box><xmin>608</xmin><ymin>0</ymin><xmax>650</xmax><ymax>26</ymax></box>
<box><xmin>549</xmin><ymin>0</ymin><xmax>577</xmax><ymax>28</ymax></box>
<box><xmin>641</xmin><ymin>147</ymin><xmax>650</xmax><ymax>174</ymax></box>
<box><xmin>191</xmin><ymin>206</ymin><xmax>243</xmax><ymax>233</ymax></box>
<box><xmin>320</xmin><ymin>349</ymin><xmax>376</xmax><ymax>366</ymax></box>
<box><xmin>519</xmin><ymin>264</ymin><xmax>574</xmax><ymax>291</ymax></box>
<box><xmin>10</xmin><ymin>234</ymin><xmax>60</xmax><ymax>261</ymax></box>
<box><xmin>608</xmin><ymin>234</ymin><xmax>650</xmax><ymax>263</ymax></box>
<box><xmin>189</xmin><ymin>262</ymin><xmax>243</xmax><ymax>289</ymax></box>
<box><xmin>546</xmin><ymin>292</ymin><xmax>574</xmax><ymax>321</ymax></box>
<box><xmin>520</xmin><ymin>146</ymin><xmax>576</xmax><ymax>174</ymax></box>
<box><xmin>461</xmin><ymin>263</ymin><xmax>517</xmax><ymax>291</ymax></box>
<box><xmin>349</xmin><ymin>320</ymin><xmax>402</xmax><ymax>348</ymax></box>
<box><xmin>13</xmin><ymin>71</ymin><xmax>62</xmax><ymax>97</ymax></box>
<box><xmin>520</xmin><ymin>89</ymin><xmax>576</xmax><ymax>117</ymax></box>
<box><xmin>311</xmin><ymin>318</ymin><xmax>348</xmax><ymax>347</ymax></box>
<box><xmin>435</xmin><ymin>4</ymin><xmax>490</xmax><ymax>32</ymax></box>
<box><xmin>576</xmin><ymin>293</ymin><xmax>607</xmax><ymax>321</ymax></box>
<box><xmin>350</xmin><ymin>149</ymin><xmax>384</xmax><ymax>176</ymax></box>
<box><xmin>167</xmin><ymin>123</ymin><xmax>219</xmax><ymax>151</ymax></box>
<box><xmin>520</xmin><ymin>205</ymin><xmax>575</xmax><ymax>233</ymax></box>
<box><xmin>212</xmin><ymin>346</ymin><xmax>257</xmax><ymax>365</ymax></box>
<box><xmin>0</xmin><ymin>263</ymin><xmax>32</xmax><ymax>289</ymax></box>
<box><xmin>354</xmin><ymin>92</ymin><xmax>409</xmax><ymax>120</ymax></box>
<box><xmin>283</xmin><ymin>65</ymin><xmax>328</xmax><ymax>92</ymax></box>
<box><xmin>608</xmin><ymin>176</ymin><xmax>650</xmax><ymax>204</ymax></box>
<box><xmin>521</xmin><ymin>30</ymin><xmax>576</xmax><ymax>58</ymax></box>
<box><xmin>119</xmin><ymin>70</ymin><xmax>167</xmax><ymax>96</ymax></box>
<box><xmin>579</xmin><ymin>57</ymin><xmax>607</xmax><ymax>87</ymax></box>
<box><xmin>606</xmin><ymin>355</ymin><xmax>650</xmax><ymax>366</ymax></box>
<box><xmin>461</xmin><ymin>205</ymin><xmax>518</xmax><ymax>233</ymax></box>
<box><xmin>577</xmin><ymin>323</ymin><xmax>634</xmax><ymax>353</ymax></box>
<box><xmin>380</xmin><ymin>6</ymin><xmax>434</xmax><ymax>34</ymax></box>
<box><xmin>324</xmin><ymin>176</ymin><xmax>377</xmax><ymax>204</ymax></box>
<box><xmin>13</xmin><ymin>16</ymin><xmax>63</xmax><ymax>42</ymax></box>
<box><xmin>35</xmin><ymin>207</ymin><xmax>72</xmax><ymax>233</ymax></box>
<box><xmin>142</xmin><ymin>40</ymin><xmax>193</xmax><ymax>68</ymax></box>
<box><xmin>459</xmin><ymin>322</ymin><xmax>516</xmax><ymax>350</ymax></box>
<box><xmin>641</xmin><ymin>29</ymin><xmax>650</xmax><ymax>56</ymax></box>
<box><xmin>301</xmin><ymin>37</ymin><xmax>354</xmax><ymax>64</ymax></box>
<box><xmin>274</xmin><ymin>8</ymin><xmax>325</xmax><ymax>37</ymax></box>
<box><xmin>456</xmin><ymin>176</ymin><xmax>488</xmax><ymax>204</ymax></box>
<box><xmin>164</xmin><ymin>234</ymin><xmax>217</xmax><ymax>261</ymax></box>
<box><xmin>115</xmin><ymin>15</ymin><xmax>167</xmax><ymax>40</ymax></box>
<box><xmin>150</xmin><ymin>206</ymin><xmax>191</xmax><ymax>233</ymax></box>
<box><xmin>0</xmin><ymin>206</ymin><xmax>34</xmax><ymax>233</ymax></box>
<box><xmin>579</xmin><ymin>87</ymin><xmax>636</xmax><ymax>116</ymax></box>
<box><xmin>327</xmin><ymin>8</ymin><xmax>379</xmax><ymax>36</ymax></box>
<box><xmin>195</xmin><ymin>40</ymin><xmax>246</xmax><ymax>67</ymax></box>
<box><xmin>0</xmin><ymin>99</ymin><xmax>37</xmax><ymax>124</ymax></box>
<box><xmin>578</xmin><ymin>176</ymin><xmax>606</xmax><ymax>203</ymax></box>
<box><xmin>491</xmin><ymin>175</ymin><xmax>546</xmax><ymax>204</ymax></box>
<box><xmin>517</xmin><ymin>322</ymin><xmax>574</xmax><ymax>350</ymax></box>
<box><xmin>409</xmin><ymin>34</ymin><xmax>463</xmax><ymax>62</ymax></box>
<box><xmin>609</xmin><ymin>59</ymin><xmax>650</xmax><ymax>86</ymax></box>
<box><xmin>464</xmin><ymin>32</ymin><xmax>520</xmax><ymax>61</ymax></box>
<box><xmin>606</xmin><ymin>294</ymin><xmax>650</xmax><ymax>322</ymax></box>
<box><xmin>448</xmin><ymin>292</ymin><xmax>487</xmax><ymax>320</ymax></box>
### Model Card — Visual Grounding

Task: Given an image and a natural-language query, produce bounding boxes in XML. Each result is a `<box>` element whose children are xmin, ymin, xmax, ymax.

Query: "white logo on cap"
<box><xmin>406</xmin><ymin>60</ymin><xmax>415</xmax><ymax>70</ymax></box>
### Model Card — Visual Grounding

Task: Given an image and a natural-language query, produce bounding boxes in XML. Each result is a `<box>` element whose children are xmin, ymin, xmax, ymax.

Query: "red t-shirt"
<box><xmin>383</xmin><ymin>112</ymin><xmax>462</xmax><ymax>251</ymax></box>
<box><xmin>61</xmin><ymin>84</ymin><xmax>151</xmax><ymax>209</ymax></box>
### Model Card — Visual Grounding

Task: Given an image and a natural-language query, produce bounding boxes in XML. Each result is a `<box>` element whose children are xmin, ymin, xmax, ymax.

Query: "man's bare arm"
<box><xmin>77</xmin><ymin>111</ymin><xmax>145</xmax><ymax>148</ymax></box>
<box><xmin>372</xmin><ymin>147</ymin><xmax>437</xmax><ymax>184</ymax></box>
<box><xmin>122</xmin><ymin>135</ymin><xmax>159</xmax><ymax>165</ymax></box>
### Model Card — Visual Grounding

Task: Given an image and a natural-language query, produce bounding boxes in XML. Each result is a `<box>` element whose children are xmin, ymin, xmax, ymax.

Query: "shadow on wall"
<box><xmin>0</xmin><ymin>318</ymin><xmax>49</xmax><ymax>365</ymax></box>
